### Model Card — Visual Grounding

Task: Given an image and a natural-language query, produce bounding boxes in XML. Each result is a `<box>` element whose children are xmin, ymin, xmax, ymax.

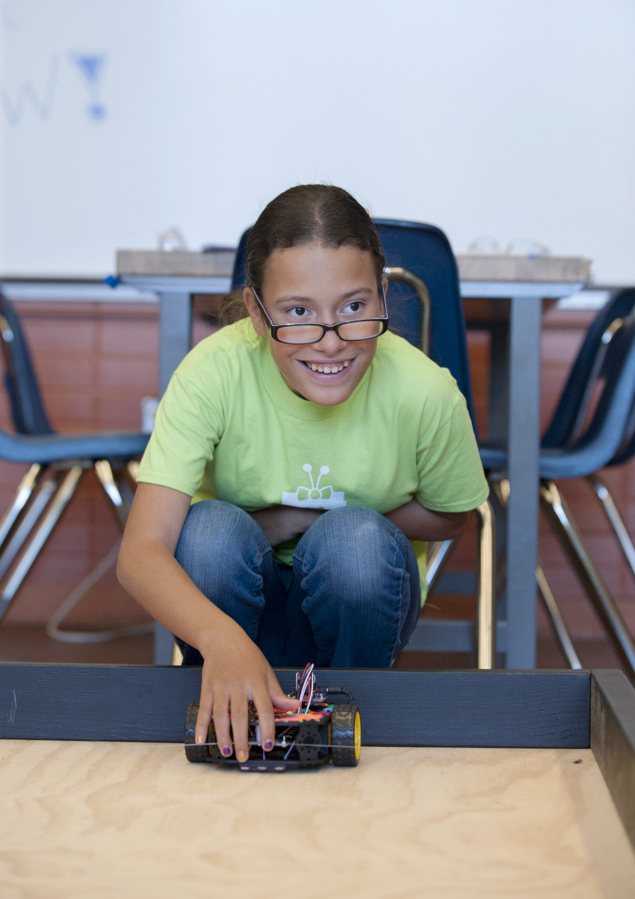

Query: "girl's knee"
<box><xmin>297</xmin><ymin>506</ymin><xmax>409</xmax><ymax>600</ymax></box>
<box><xmin>309</xmin><ymin>505</ymin><xmax>391</xmax><ymax>548</ymax></box>
<box><xmin>175</xmin><ymin>500</ymin><xmax>267</xmax><ymax>570</ymax></box>
<box><xmin>301</xmin><ymin>506</ymin><xmax>404</xmax><ymax>572</ymax></box>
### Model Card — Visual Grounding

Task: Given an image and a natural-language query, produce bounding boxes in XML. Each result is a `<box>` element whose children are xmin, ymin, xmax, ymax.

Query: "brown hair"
<box><xmin>220</xmin><ymin>184</ymin><xmax>385</xmax><ymax>325</ymax></box>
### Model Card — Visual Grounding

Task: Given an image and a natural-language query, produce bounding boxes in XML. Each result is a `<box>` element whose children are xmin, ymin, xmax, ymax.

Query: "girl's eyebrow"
<box><xmin>273</xmin><ymin>287</ymin><xmax>373</xmax><ymax>306</ymax></box>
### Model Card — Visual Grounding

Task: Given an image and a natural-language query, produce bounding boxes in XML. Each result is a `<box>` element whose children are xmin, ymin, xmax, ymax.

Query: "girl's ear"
<box><xmin>243</xmin><ymin>287</ymin><xmax>267</xmax><ymax>337</ymax></box>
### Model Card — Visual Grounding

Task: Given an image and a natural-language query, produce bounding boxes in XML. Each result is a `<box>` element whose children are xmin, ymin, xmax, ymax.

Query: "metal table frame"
<box><xmin>122</xmin><ymin>275</ymin><xmax>585</xmax><ymax>668</ymax></box>
<box><xmin>461</xmin><ymin>280</ymin><xmax>584</xmax><ymax>668</ymax></box>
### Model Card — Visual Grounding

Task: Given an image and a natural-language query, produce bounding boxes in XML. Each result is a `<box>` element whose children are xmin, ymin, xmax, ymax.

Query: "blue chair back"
<box><xmin>373</xmin><ymin>219</ymin><xmax>476</xmax><ymax>428</ymax></box>
<box><xmin>0</xmin><ymin>291</ymin><xmax>54</xmax><ymax>435</ymax></box>
<box><xmin>542</xmin><ymin>288</ymin><xmax>635</xmax><ymax>449</ymax></box>
<box><xmin>231</xmin><ymin>219</ymin><xmax>477</xmax><ymax>430</ymax></box>
<box><xmin>539</xmin><ymin>315</ymin><xmax>635</xmax><ymax>479</ymax></box>
<box><xmin>231</xmin><ymin>228</ymin><xmax>250</xmax><ymax>293</ymax></box>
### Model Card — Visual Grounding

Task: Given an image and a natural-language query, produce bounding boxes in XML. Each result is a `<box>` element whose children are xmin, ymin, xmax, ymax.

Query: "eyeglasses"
<box><xmin>251</xmin><ymin>286</ymin><xmax>389</xmax><ymax>345</ymax></box>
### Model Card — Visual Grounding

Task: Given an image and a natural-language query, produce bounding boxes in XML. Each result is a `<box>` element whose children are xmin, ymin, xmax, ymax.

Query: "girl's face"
<box><xmin>244</xmin><ymin>243</ymin><xmax>386</xmax><ymax>406</ymax></box>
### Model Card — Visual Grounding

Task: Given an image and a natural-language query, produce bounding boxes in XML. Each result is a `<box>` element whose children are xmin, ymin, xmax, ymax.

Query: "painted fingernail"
<box><xmin>264</xmin><ymin>740</ymin><xmax>273</xmax><ymax>751</ymax></box>
<box><xmin>222</xmin><ymin>746</ymin><xmax>232</xmax><ymax>757</ymax></box>
<box><xmin>237</xmin><ymin>750</ymin><xmax>247</xmax><ymax>763</ymax></box>
<box><xmin>196</xmin><ymin>735</ymin><xmax>203</xmax><ymax>744</ymax></box>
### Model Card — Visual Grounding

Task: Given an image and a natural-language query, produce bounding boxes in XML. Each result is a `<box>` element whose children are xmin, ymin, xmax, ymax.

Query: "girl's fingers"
<box><xmin>229</xmin><ymin>696</ymin><xmax>250</xmax><ymax>762</ymax></box>
<box><xmin>212</xmin><ymin>699</ymin><xmax>232</xmax><ymax>758</ymax></box>
<box><xmin>267</xmin><ymin>670</ymin><xmax>301</xmax><ymax>711</ymax></box>
<box><xmin>195</xmin><ymin>680</ymin><xmax>214</xmax><ymax>745</ymax></box>
<box><xmin>251</xmin><ymin>690</ymin><xmax>276</xmax><ymax>751</ymax></box>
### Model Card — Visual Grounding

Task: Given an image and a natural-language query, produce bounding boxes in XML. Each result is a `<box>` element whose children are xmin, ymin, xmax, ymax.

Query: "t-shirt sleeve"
<box><xmin>414</xmin><ymin>386</ymin><xmax>489</xmax><ymax>513</ymax></box>
<box><xmin>136</xmin><ymin>370</ymin><xmax>223</xmax><ymax>496</ymax></box>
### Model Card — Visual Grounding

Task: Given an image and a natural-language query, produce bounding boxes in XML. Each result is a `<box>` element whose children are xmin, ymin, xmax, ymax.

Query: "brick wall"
<box><xmin>0</xmin><ymin>300</ymin><xmax>633</xmax><ymax>641</ymax></box>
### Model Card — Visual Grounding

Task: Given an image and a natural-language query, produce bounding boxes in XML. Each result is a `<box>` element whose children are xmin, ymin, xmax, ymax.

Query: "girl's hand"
<box><xmin>118</xmin><ymin>485</ymin><xmax>302</xmax><ymax>762</ymax></box>
<box><xmin>194</xmin><ymin>618</ymin><xmax>300</xmax><ymax>761</ymax></box>
<box><xmin>249</xmin><ymin>505</ymin><xmax>323</xmax><ymax>547</ymax></box>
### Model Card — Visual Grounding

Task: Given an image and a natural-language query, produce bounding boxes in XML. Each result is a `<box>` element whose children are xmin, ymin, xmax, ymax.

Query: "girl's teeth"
<box><xmin>307</xmin><ymin>361</ymin><xmax>350</xmax><ymax>374</ymax></box>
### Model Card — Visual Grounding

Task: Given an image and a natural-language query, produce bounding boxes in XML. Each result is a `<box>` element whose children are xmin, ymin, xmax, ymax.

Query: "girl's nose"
<box><xmin>316</xmin><ymin>327</ymin><xmax>347</xmax><ymax>353</ymax></box>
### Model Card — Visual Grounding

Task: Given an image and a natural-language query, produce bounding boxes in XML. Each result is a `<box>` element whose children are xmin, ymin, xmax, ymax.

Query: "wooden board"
<box><xmin>0</xmin><ymin>665</ymin><xmax>590</xmax><ymax>747</ymax></box>
<box><xmin>116</xmin><ymin>249</ymin><xmax>591</xmax><ymax>284</ymax></box>
<box><xmin>1</xmin><ymin>741</ymin><xmax>633</xmax><ymax>899</ymax></box>
<box><xmin>591</xmin><ymin>669</ymin><xmax>635</xmax><ymax>849</ymax></box>
<box><xmin>116</xmin><ymin>249</ymin><xmax>235</xmax><ymax>277</ymax></box>
<box><xmin>456</xmin><ymin>254</ymin><xmax>591</xmax><ymax>283</ymax></box>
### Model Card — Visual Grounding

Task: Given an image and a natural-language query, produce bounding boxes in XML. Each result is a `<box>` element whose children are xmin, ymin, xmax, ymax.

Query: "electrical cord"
<box><xmin>45</xmin><ymin>538</ymin><xmax>154</xmax><ymax>643</ymax></box>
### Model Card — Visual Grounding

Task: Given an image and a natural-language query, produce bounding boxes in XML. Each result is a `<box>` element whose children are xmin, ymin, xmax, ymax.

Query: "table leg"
<box><xmin>487</xmin><ymin>322</ymin><xmax>509</xmax><ymax>442</ymax></box>
<box><xmin>155</xmin><ymin>291</ymin><xmax>193</xmax><ymax>664</ymax></box>
<box><xmin>158</xmin><ymin>292</ymin><xmax>192</xmax><ymax>395</ymax></box>
<box><xmin>506</xmin><ymin>296</ymin><xmax>541</xmax><ymax>668</ymax></box>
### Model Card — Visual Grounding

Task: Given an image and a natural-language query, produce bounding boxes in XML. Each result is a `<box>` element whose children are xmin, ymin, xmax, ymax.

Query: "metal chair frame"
<box><xmin>384</xmin><ymin>266</ymin><xmax>496</xmax><ymax>668</ymax></box>
<box><xmin>0</xmin><ymin>291</ymin><xmax>147</xmax><ymax>631</ymax></box>
<box><xmin>484</xmin><ymin>311</ymin><xmax>635</xmax><ymax>677</ymax></box>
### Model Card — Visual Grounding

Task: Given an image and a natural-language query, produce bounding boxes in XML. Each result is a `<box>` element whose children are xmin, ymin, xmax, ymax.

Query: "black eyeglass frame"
<box><xmin>251</xmin><ymin>285</ymin><xmax>390</xmax><ymax>345</ymax></box>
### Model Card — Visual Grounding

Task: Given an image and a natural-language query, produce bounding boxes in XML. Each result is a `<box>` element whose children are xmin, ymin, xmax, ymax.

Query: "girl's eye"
<box><xmin>291</xmin><ymin>306</ymin><xmax>307</xmax><ymax>317</ymax></box>
<box><xmin>344</xmin><ymin>300</ymin><xmax>365</xmax><ymax>315</ymax></box>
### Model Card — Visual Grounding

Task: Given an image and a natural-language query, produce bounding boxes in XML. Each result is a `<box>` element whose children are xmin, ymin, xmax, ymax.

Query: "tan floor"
<box><xmin>1</xmin><ymin>741</ymin><xmax>634</xmax><ymax>899</ymax></box>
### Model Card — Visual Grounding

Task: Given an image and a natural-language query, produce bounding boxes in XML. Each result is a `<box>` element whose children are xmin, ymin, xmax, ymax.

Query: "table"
<box><xmin>460</xmin><ymin>265</ymin><xmax>587</xmax><ymax>668</ymax></box>
<box><xmin>118</xmin><ymin>251</ymin><xmax>589</xmax><ymax>668</ymax></box>
<box><xmin>1</xmin><ymin>666</ymin><xmax>634</xmax><ymax>897</ymax></box>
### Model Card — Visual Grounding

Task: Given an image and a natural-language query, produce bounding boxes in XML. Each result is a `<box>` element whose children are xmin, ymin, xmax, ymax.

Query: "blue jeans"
<box><xmin>174</xmin><ymin>500</ymin><xmax>421</xmax><ymax>668</ymax></box>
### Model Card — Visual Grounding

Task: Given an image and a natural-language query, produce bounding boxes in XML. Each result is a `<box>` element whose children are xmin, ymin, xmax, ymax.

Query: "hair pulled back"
<box><xmin>220</xmin><ymin>184</ymin><xmax>385</xmax><ymax>325</ymax></box>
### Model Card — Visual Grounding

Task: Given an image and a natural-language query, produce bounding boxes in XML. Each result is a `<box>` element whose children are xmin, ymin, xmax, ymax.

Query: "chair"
<box><xmin>484</xmin><ymin>311</ymin><xmax>635</xmax><ymax>678</ymax></box>
<box><xmin>231</xmin><ymin>222</ymin><xmax>496</xmax><ymax>668</ymax></box>
<box><xmin>0</xmin><ymin>291</ymin><xmax>149</xmax><ymax>637</ymax></box>
<box><xmin>589</xmin><ymin>412</ymin><xmax>635</xmax><ymax>584</ymax></box>
<box><xmin>534</xmin><ymin>288</ymin><xmax>635</xmax><ymax>667</ymax></box>
<box><xmin>543</xmin><ymin>288</ymin><xmax>635</xmax><ymax>594</ymax></box>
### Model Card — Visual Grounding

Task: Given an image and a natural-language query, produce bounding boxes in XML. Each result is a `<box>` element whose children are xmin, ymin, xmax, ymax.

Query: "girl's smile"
<box><xmin>244</xmin><ymin>243</ymin><xmax>387</xmax><ymax>406</ymax></box>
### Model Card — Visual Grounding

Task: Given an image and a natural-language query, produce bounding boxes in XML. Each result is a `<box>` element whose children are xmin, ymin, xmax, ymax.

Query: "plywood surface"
<box><xmin>115</xmin><ymin>249</ymin><xmax>591</xmax><ymax>283</ymax></box>
<box><xmin>456</xmin><ymin>254</ymin><xmax>590</xmax><ymax>283</ymax></box>
<box><xmin>116</xmin><ymin>249</ymin><xmax>234</xmax><ymax>277</ymax></box>
<box><xmin>1</xmin><ymin>742</ymin><xmax>633</xmax><ymax>899</ymax></box>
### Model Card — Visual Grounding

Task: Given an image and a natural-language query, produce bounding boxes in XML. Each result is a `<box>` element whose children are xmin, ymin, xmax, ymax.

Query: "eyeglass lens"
<box><xmin>276</xmin><ymin>320</ymin><xmax>384</xmax><ymax>345</ymax></box>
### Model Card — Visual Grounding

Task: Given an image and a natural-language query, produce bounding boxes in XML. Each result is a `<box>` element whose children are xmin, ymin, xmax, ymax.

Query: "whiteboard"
<box><xmin>1</xmin><ymin>0</ymin><xmax>634</xmax><ymax>283</ymax></box>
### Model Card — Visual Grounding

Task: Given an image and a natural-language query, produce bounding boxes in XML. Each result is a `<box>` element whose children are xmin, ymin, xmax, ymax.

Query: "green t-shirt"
<box><xmin>137</xmin><ymin>319</ymin><xmax>489</xmax><ymax>602</ymax></box>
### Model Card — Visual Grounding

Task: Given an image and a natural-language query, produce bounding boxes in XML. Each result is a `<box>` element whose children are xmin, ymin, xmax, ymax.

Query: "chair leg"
<box><xmin>588</xmin><ymin>473</ymin><xmax>635</xmax><ymax>583</ymax></box>
<box><xmin>424</xmin><ymin>507</ymin><xmax>496</xmax><ymax>668</ymax></box>
<box><xmin>535</xmin><ymin>563</ymin><xmax>583</xmax><ymax>669</ymax></box>
<box><xmin>475</xmin><ymin>500</ymin><xmax>496</xmax><ymax>669</ymax></box>
<box><xmin>0</xmin><ymin>463</ymin><xmax>45</xmax><ymax>552</ymax></box>
<box><xmin>0</xmin><ymin>471</ymin><xmax>60</xmax><ymax>581</ymax></box>
<box><xmin>540</xmin><ymin>479</ymin><xmax>635</xmax><ymax>678</ymax></box>
<box><xmin>0</xmin><ymin>465</ymin><xmax>84</xmax><ymax>622</ymax></box>
<box><xmin>127</xmin><ymin>460</ymin><xmax>140</xmax><ymax>481</ymax></box>
<box><xmin>93</xmin><ymin>460</ymin><xmax>130</xmax><ymax>529</ymax></box>
<box><xmin>426</xmin><ymin>539</ymin><xmax>455</xmax><ymax>591</ymax></box>
<box><xmin>495</xmin><ymin>477</ymin><xmax>581</xmax><ymax>669</ymax></box>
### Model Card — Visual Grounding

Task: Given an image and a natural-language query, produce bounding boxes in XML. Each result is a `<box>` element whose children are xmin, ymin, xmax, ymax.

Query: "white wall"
<box><xmin>1</xmin><ymin>0</ymin><xmax>634</xmax><ymax>282</ymax></box>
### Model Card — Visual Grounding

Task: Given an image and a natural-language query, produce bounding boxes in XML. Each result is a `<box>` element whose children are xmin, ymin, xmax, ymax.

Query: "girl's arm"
<box><xmin>248</xmin><ymin>505</ymin><xmax>323</xmax><ymax>546</ymax></box>
<box><xmin>384</xmin><ymin>498</ymin><xmax>470</xmax><ymax>541</ymax></box>
<box><xmin>117</xmin><ymin>483</ymin><xmax>299</xmax><ymax>761</ymax></box>
<box><xmin>249</xmin><ymin>501</ymin><xmax>467</xmax><ymax>546</ymax></box>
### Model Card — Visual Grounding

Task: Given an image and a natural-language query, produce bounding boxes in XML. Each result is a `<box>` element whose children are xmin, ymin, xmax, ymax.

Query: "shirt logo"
<box><xmin>281</xmin><ymin>463</ymin><xmax>346</xmax><ymax>509</ymax></box>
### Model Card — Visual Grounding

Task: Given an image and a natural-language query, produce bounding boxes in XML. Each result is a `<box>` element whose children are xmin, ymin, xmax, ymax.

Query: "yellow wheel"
<box><xmin>331</xmin><ymin>704</ymin><xmax>361</xmax><ymax>767</ymax></box>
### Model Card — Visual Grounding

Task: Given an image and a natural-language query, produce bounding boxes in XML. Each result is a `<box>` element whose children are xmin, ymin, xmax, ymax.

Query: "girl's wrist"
<box><xmin>194</xmin><ymin>611</ymin><xmax>242</xmax><ymax>658</ymax></box>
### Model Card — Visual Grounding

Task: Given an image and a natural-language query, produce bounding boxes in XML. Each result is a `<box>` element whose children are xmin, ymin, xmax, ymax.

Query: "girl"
<box><xmin>117</xmin><ymin>184</ymin><xmax>488</xmax><ymax>763</ymax></box>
